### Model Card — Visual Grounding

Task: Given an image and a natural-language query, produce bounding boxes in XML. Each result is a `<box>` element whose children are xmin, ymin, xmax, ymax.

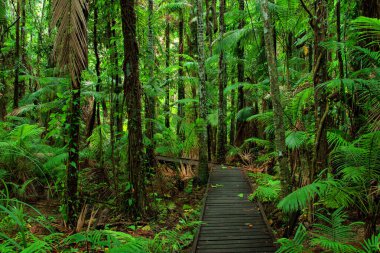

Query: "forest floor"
<box><xmin>5</xmin><ymin>161</ymin><xmax>206</xmax><ymax>252</ymax></box>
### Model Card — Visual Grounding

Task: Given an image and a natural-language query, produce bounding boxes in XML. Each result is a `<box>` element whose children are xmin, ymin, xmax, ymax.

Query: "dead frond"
<box><xmin>51</xmin><ymin>0</ymin><xmax>88</xmax><ymax>84</ymax></box>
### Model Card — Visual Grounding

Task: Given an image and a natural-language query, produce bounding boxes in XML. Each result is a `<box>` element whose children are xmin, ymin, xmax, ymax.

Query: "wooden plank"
<box><xmin>192</xmin><ymin>164</ymin><xmax>275</xmax><ymax>253</ymax></box>
<box><xmin>197</xmin><ymin>241</ymin><xmax>274</xmax><ymax>249</ymax></box>
<box><xmin>196</xmin><ymin>247</ymin><xmax>276</xmax><ymax>253</ymax></box>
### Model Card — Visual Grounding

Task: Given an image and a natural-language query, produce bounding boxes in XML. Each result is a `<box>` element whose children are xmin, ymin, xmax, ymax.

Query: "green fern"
<box><xmin>360</xmin><ymin>233</ymin><xmax>380</xmax><ymax>253</ymax></box>
<box><xmin>285</xmin><ymin>131</ymin><xmax>308</xmax><ymax>150</ymax></box>
<box><xmin>311</xmin><ymin>208</ymin><xmax>362</xmax><ymax>251</ymax></box>
<box><xmin>276</xmin><ymin>224</ymin><xmax>308</xmax><ymax>253</ymax></box>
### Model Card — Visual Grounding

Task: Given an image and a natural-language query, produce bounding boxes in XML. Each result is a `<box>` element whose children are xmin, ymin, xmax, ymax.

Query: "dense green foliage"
<box><xmin>0</xmin><ymin>0</ymin><xmax>379</xmax><ymax>252</ymax></box>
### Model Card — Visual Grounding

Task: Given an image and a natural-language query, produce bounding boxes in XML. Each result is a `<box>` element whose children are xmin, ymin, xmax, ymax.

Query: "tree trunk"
<box><xmin>20</xmin><ymin>0</ymin><xmax>26</xmax><ymax>97</ymax></box>
<box><xmin>145</xmin><ymin>0</ymin><xmax>156</xmax><ymax>167</ymax></box>
<box><xmin>196</xmin><ymin>0</ymin><xmax>209</xmax><ymax>185</ymax></box>
<box><xmin>87</xmin><ymin>1</ymin><xmax>101</xmax><ymax>138</ymax></box>
<box><xmin>177</xmin><ymin>8</ymin><xmax>185</xmax><ymax>141</ymax></box>
<box><xmin>66</xmin><ymin>78</ymin><xmax>81</xmax><ymax>227</ymax></box>
<box><xmin>165</xmin><ymin>15</ymin><xmax>170</xmax><ymax>129</ymax></box>
<box><xmin>259</xmin><ymin>0</ymin><xmax>290</xmax><ymax>196</ymax></box>
<box><xmin>336</xmin><ymin>0</ymin><xmax>346</xmax><ymax>127</ymax></box>
<box><xmin>235</xmin><ymin>0</ymin><xmax>245</xmax><ymax>147</ymax></box>
<box><xmin>230</xmin><ymin>89</ymin><xmax>236</xmax><ymax>146</ymax></box>
<box><xmin>311</xmin><ymin>0</ymin><xmax>329</xmax><ymax>181</ymax></box>
<box><xmin>360</xmin><ymin>0</ymin><xmax>380</xmax><ymax>19</ymax></box>
<box><xmin>120</xmin><ymin>0</ymin><xmax>145</xmax><ymax>216</ymax></box>
<box><xmin>216</xmin><ymin>0</ymin><xmax>227</xmax><ymax>164</ymax></box>
<box><xmin>13</xmin><ymin>0</ymin><xmax>21</xmax><ymax>109</ymax></box>
<box><xmin>106</xmin><ymin>1</ymin><xmax>119</xmax><ymax>203</ymax></box>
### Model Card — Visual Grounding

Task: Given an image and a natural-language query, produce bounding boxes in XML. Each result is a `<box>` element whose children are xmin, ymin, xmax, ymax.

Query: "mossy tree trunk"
<box><xmin>259</xmin><ymin>0</ymin><xmax>290</xmax><ymax>196</ymax></box>
<box><xmin>196</xmin><ymin>0</ymin><xmax>209</xmax><ymax>184</ymax></box>
<box><xmin>120</xmin><ymin>0</ymin><xmax>146</xmax><ymax>216</ymax></box>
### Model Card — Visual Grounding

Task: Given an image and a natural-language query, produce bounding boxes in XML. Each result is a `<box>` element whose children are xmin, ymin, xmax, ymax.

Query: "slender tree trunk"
<box><xmin>120</xmin><ymin>0</ymin><xmax>145</xmax><ymax>216</ymax></box>
<box><xmin>177</xmin><ymin>8</ymin><xmax>185</xmax><ymax>141</ymax></box>
<box><xmin>230</xmin><ymin>88</ymin><xmax>236</xmax><ymax>146</ymax></box>
<box><xmin>105</xmin><ymin>2</ymin><xmax>119</xmax><ymax>203</ymax></box>
<box><xmin>165</xmin><ymin>16</ymin><xmax>170</xmax><ymax>128</ymax></box>
<box><xmin>20</xmin><ymin>0</ymin><xmax>26</xmax><ymax>96</ymax></box>
<box><xmin>235</xmin><ymin>0</ymin><xmax>245</xmax><ymax>147</ymax></box>
<box><xmin>206</xmin><ymin>0</ymin><xmax>216</xmax><ymax>161</ymax></box>
<box><xmin>145</xmin><ymin>0</ymin><xmax>156</xmax><ymax>167</ymax></box>
<box><xmin>211</xmin><ymin>0</ymin><xmax>217</xmax><ymax>33</ymax></box>
<box><xmin>336</xmin><ymin>0</ymin><xmax>344</xmax><ymax>79</ymax></box>
<box><xmin>66</xmin><ymin>78</ymin><xmax>81</xmax><ymax>227</ymax></box>
<box><xmin>336</xmin><ymin>0</ymin><xmax>346</xmax><ymax>126</ymax></box>
<box><xmin>311</xmin><ymin>0</ymin><xmax>328</xmax><ymax>180</ymax></box>
<box><xmin>196</xmin><ymin>0</ymin><xmax>208</xmax><ymax>184</ymax></box>
<box><xmin>87</xmin><ymin>1</ymin><xmax>101</xmax><ymax>138</ymax></box>
<box><xmin>13</xmin><ymin>0</ymin><xmax>21</xmax><ymax>109</ymax></box>
<box><xmin>260</xmin><ymin>0</ymin><xmax>290</xmax><ymax>195</ymax></box>
<box><xmin>0</xmin><ymin>5</ymin><xmax>6</xmax><ymax>119</ymax></box>
<box><xmin>0</xmin><ymin>77</ymin><xmax>6</xmax><ymax>120</ymax></box>
<box><xmin>205</xmin><ymin>0</ymin><xmax>212</xmax><ymax>54</ymax></box>
<box><xmin>216</xmin><ymin>0</ymin><xmax>227</xmax><ymax>163</ymax></box>
<box><xmin>189</xmin><ymin>4</ymin><xmax>198</xmax><ymax>120</ymax></box>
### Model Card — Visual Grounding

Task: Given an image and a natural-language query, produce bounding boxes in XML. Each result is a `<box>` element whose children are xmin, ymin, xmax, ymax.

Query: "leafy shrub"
<box><xmin>248</xmin><ymin>173</ymin><xmax>281</xmax><ymax>203</ymax></box>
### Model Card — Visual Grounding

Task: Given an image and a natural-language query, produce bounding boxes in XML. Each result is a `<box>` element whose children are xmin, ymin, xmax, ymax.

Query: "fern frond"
<box><xmin>277</xmin><ymin>179</ymin><xmax>347</xmax><ymax>213</ymax></box>
<box><xmin>276</xmin><ymin>224</ymin><xmax>308</xmax><ymax>253</ymax></box>
<box><xmin>360</xmin><ymin>233</ymin><xmax>380</xmax><ymax>253</ymax></box>
<box><xmin>285</xmin><ymin>131</ymin><xmax>308</xmax><ymax>150</ymax></box>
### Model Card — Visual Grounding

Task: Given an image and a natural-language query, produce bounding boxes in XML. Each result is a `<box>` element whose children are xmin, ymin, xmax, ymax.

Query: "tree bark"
<box><xmin>120</xmin><ymin>0</ymin><xmax>146</xmax><ymax>216</ymax></box>
<box><xmin>196</xmin><ymin>0</ymin><xmax>209</xmax><ymax>184</ymax></box>
<box><xmin>235</xmin><ymin>0</ymin><xmax>245</xmax><ymax>147</ymax></box>
<box><xmin>230</xmin><ymin>89</ymin><xmax>236</xmax><ymax>146</ymax></box>
<box><xmin>20</xmin><ymin>0</ymin><xmax>26</xmax><ymax>97</ymax></box>
<box><xmin>145</xmin><ymin>0</ymin><xmax>156</xmax><ymax>167</ymax></box>
<box><xmin>177</xmin><ymin>8</ymin><xmax>185</xmax><ymax>141</ymax></box>
<box><xmin>259</xmin><ymin>0</ymin><xmax>290</xmax><ymax>196</ymax></box>
<box><xmin>216</xmin><ymin>0</ymin><xmax>227</xmax><ymax>164</ymax></box>
<box><xmin>87</xmin><ymin>1</ymin><xmax>101</xmax><ymax>138</ymax></box>
<box><xmin>311</xmin><ymin>0</ymin><xmax>329</xmax><ymax>181</ymax></box>
<box><xmin>165</xmin><ymin>15</ymin><xmax>170</xmax><ymax>128</ymax></box>
<box><xmin>13</xmin><ymin>0</ymin><xmax>20</xmax><ymax>109</ymax></box>
<box><xmin>66</xmin><ymin>78</ymin><xmax>81</xmax><ymax>227</ymax></box>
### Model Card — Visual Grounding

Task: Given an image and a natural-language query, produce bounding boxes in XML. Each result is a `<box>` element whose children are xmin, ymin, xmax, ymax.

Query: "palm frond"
<box><xmin>287</xmin><ymin>87</ymin><xmax>313</xmax><ymax>121</ymax></box>
<box><xmin>352</xmin><ymin>17</ymin><xmax>380</xmax><ymax>46</ymax></box>
<box><xmin>278</xmin><ymin>180</ymin><xmax>327</xmax><ymax>213</ymax></box>
<box><xmin>51</xmin><ymin>0</ymin><xmax>88</xmax><ymax>81</ymax></box>
<box><xmin>327</xmin><ymin>131</ymin><xmax>351</xmax><ymax>150</ymax></box>
<box><xmin>285</xmin><ymin>131</ymin><xmax>308</xmax><ymax>150</ymax></box>
<box><xmin>244</xmin><ymin>137</ymin><xmax>273</xmax><ymax>149</ymax></box>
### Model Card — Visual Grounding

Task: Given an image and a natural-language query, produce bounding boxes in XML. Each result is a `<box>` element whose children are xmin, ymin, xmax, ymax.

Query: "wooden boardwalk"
<box><xmin>193</xmin><ymin>165</ymin><xmax>276</xmax><ymax>253</ymax></box>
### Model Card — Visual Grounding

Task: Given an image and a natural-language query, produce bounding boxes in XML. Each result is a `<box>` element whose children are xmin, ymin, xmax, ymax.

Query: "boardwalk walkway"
<box><xmin>193</xmin><ymin>165</ymin><xmax>276</xmax><ymax>253</ymax></box>
<box><xmin>155</xmin><ymin>156</ymin><xmax>276</xmax><ymax>252</ymax></box>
